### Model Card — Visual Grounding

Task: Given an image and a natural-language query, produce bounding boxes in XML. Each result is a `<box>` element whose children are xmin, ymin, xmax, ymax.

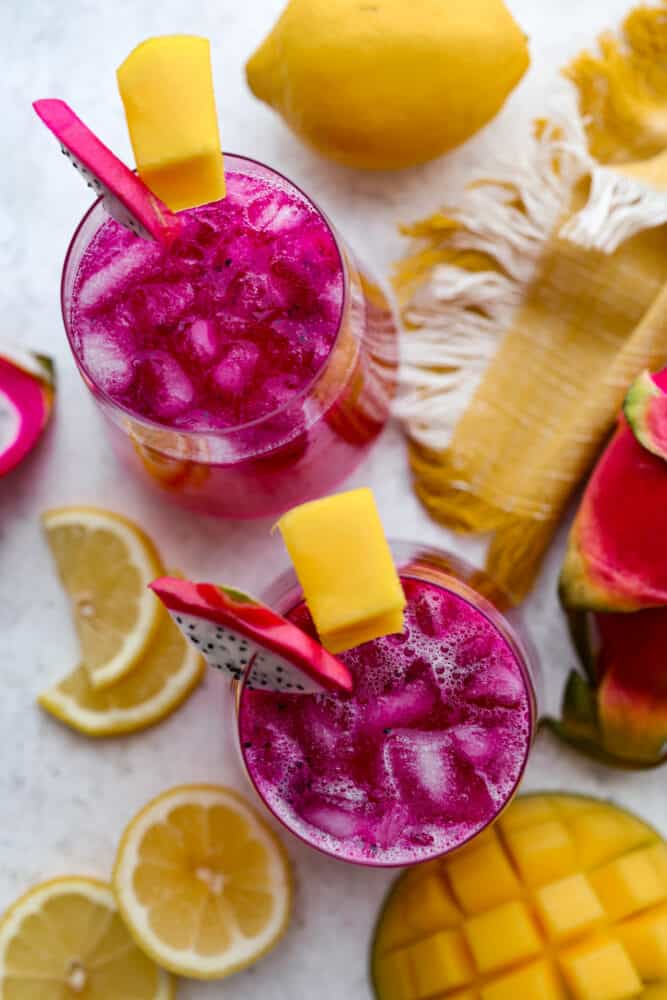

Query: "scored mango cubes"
<box><xmin>117</xmin><ymin>35</ymin><xmax>225</xmax><ymax>211</ymax></box>
<box><xmin>277</xmin><ymin>489</ymin><xmax>406</xmax><ymax>653</ymax></box>
<box><xmin>372</xmin><ymin>793</ymin><xmax>667</xmax><ymax>1000</ymax></box>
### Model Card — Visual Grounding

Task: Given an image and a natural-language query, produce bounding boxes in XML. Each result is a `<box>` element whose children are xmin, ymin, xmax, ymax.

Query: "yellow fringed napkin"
<box><xmin>395</xmin><ymin>3</ymin><xmax>667</xmax><ymax>605</ymax></box>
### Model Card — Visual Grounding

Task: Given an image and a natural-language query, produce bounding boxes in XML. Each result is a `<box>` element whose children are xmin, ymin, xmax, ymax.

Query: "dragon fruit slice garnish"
<box><xmin>0</xmin><ymin>342</ymin><xmax>55</xmax><ymax>478</ymax></box>
<box><xmin>150</xmin><ymin>577</ymin><xmax>354</xmax><ymax>695</ymax></box>
<box><xmin>33</xmin><ymin>99</ymin><xmax>179</xmax><ymax>245</ymax></box>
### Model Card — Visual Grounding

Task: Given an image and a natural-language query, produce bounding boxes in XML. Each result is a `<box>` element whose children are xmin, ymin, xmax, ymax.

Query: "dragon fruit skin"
<box><xmin>551</xmin><ymin>607</ymin><xmax>667</xmax><ymax>768</ymax></box>
<box><xmin>553</xmin><ymin>367</ymin><xmax>667</xmax><ymax>767</ymax></box>
<box><xmin>151</xmin><ymin>577</ymin><xmax>353</xmax><ymax>695</ymax></box>
<box><xmin>0</xmin><ymin>345</ymin><xmax>54</xmax><ymax>478</ymax></box>
<box><xmin>624</xmin><ymin>369</ymin><xmax>667</xmax><ymax>463</ymax></box>
<box><xmin>33</xmin><ymin>99</ymin><xmax>179</xmax><ymax>245</ymax></box>
<box><xmin>560</xmin><ymin>368</ymin><xmax>667</xmax><ymax>613</ymax></box>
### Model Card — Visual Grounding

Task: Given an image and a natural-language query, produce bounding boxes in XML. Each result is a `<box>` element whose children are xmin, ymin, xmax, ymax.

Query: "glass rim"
<box><xmin>235</xmin><ymin>539</ymin><xmax>538</xmax><ymax>869</ymax></box>
<box><xmin>60</xmin><ymin>152</ymin><xmax>351</xmax><ymax>440</ymax></box>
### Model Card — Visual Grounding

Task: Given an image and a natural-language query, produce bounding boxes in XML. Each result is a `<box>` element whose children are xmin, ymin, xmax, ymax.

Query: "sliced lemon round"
<box><xmin>113</xmin><ymin>785</ymin><xmax>292</xmax><ymax>980</ymax></box>
<box><xmin>43</xmin><ymin>506</ymin><xmax>164</xmax><ymax>689</ymax></box>
<box><xmin>38</xmin><ymin>605</ymin><xmax>204</xmax><ymax>737</ymax></box>
<box><xmin>0</xmin><ymin>876</ymin><xmax>174</xmax><ymax>999</ymax></box>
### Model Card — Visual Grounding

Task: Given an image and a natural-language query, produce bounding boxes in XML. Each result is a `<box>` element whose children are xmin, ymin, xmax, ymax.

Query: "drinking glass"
<box><xmin>61</xmin><ymin>154</ymin><xmax>398</xmax><ymax>518</ymax></box>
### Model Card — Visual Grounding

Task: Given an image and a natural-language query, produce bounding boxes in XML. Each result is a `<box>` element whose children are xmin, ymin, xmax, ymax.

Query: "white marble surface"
<box><xmin>2</xmin><ymin>1</ymin><xmax>665</xmax><ymax>997</ymax></box>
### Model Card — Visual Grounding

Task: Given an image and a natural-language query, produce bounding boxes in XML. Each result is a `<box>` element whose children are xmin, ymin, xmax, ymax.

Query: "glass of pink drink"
<box><xmin>61</xmin><ymin>155</ymin><xmax>398</xmax><ymax>518</ymax></box>
<box><xmin>236</xmin><ymin>543</ymin><xmax>538</xmax><ymax>867</ymax></box>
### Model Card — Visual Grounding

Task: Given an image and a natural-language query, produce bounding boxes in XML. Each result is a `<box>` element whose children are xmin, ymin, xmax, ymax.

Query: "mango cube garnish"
<box><xmin>372</xmin><ymin>794</ymin><xmax>667</xmax><ymax>1000</ymax></box>
<box><xmin>277</xmin><ymin>489</ymin><xmax>406</xmax><ymax>653</ymax></box>
<box><xmin>117</xmin><ymin>35</ymin><xmax>225</xmax><ymax>212</ymax></box>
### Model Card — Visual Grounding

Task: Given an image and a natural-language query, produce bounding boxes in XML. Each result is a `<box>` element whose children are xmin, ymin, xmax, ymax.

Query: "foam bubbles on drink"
<box><xmin>239</xmin><ymin>576</ymin><xmax>533</xmax><ymax>866</ymax></box>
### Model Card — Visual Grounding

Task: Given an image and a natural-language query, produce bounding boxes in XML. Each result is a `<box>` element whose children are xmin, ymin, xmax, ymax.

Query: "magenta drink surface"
<box><xmin>71</xmin><ymin>171</ymin><xmax>343</xmax><ymax>429</ymax></box>
<box><xmin>64</xmin><ymin>159</ymin><xmax>397</xmax><ymax>517</ymax></box>
<box><xmin>238</xmin><ymin>576</ymin><xmax>533</xmax><ymax>866</ymax></box>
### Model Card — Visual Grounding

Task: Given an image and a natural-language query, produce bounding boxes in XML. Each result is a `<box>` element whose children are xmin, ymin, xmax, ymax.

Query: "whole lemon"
<box><xmin>246</xmin><ymin>0</ymin><xmax>530</xmax><ymax>171</ymax></box>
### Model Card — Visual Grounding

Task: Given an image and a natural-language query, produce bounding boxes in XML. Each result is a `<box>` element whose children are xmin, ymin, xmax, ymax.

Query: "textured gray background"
<box><xmin>1</xmin><ymin>1</ymin><xmax>662</xmax><ymax>997</ymax></box>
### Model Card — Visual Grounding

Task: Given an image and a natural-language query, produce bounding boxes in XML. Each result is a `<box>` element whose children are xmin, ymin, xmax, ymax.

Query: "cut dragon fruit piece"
<box><xmin>150</xmin><ymin>577</ymin><xmax>354</xmax><ymax>695</ymax></box>
<box><xmin>0</xmin><ymin>342</ymin><xmax>55</xmax><ymax>478</ymax></box>
<box><xmin>33</xmin><ymin>99</ymin><xmax>179</xmax><ymax>245</ymax></box>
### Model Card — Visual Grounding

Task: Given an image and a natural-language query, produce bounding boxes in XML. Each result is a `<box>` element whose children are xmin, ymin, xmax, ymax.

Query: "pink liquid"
<box><xmin>71</xmin><ymin>172</ymin><xmax>343</xmax><ymax>430</ymax></box>
<box><xmin>239</xmin><ymin>576</ymin><xmax>533</xmax><ymax>866</ymax></box>
<box><xmin>64</xmin><ymin>161</ymin><xmax>397</xmax><ymax>517</ymax></box>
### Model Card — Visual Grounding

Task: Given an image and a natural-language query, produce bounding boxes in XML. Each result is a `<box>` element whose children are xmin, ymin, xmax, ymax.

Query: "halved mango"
<box><xmin>371</xmin><ymin>793</ymin><xmax>665</xmax><ymax>1000</ymax></box>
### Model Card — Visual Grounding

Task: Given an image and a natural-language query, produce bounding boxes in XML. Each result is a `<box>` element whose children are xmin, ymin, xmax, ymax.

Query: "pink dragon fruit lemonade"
<box><xmin>61</xmin><ymin>155</ymin><xmax>397</xmax><ymax>517</ymax></box>
<box><xmin>238</xmin><ymin>546</ymin><xmax>537</xmax><ymax>867</ymax></box>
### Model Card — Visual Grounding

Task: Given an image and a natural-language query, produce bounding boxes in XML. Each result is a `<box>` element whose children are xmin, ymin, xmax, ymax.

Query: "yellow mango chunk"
<box><xmin>505</xmin><ymin>820</ymin><xmax>578</xmax><ymax>886</ymax></box>
<box><xmin>408</xmin><ymin>930</ymin><xmax>475</xmax><ymax>997</ymax></box>
<box><xmin>620</xmin><ymin>905</ymin><xmax>667</xmax><ymax>980</ymax></box>
<box><xmin>374</xmin><ymin>947</ymin><xmax>416</xmax><ymax>1000</ymax></box>
<box><xmin>573</xmin><ymin>809</ymin><xmax>652</xmax><ymax>870</ymax></box>
<box><xmin>445</xmin><ymin>838</ymin><xmax>521</xmax><ymax>914</ymax></box>
<box><xmin>375</xmin><ymin>901</ymin><xmax>413</xmax><ymax>955</ymax></box>
<box><xmin>559</xmin><ymin>939</ymin><xmax>642</xmax><ymax>1000</ymax></box>
<box><xmin>464</xmin><ymin>900</ymin><xmax>542</xmax><ymax>973</ymax></box>
<box><xmin>590</xmin><ymin>849</ymin><xmax>666</xmax><ymax>922</ymax></box>
<box><xmin>535</xmin><ymin>874</ymin><xmax>605</xmax><ymax>942</ymax></box>
<box><xmin>552</xmin><ymin>795</ymin><xmax>601</xmax><ymax>819</ymax></box>
<box><xmin>648</xmin><ymin>845</ymin><xmax>667</xmax><ymax>889</ymax></box>
<box><xmin>498</xmin><ymin>795</ymin><xmax>557</xmax><ymax>833</ymax></box>
<box><xmin>277</xmin><ymin>489</ymin><xmax>406</xmax><ymax>653</ymax></box>
<box><xmin>481</xmin><ymin>960</ymin><xmax>566</xmax><ymax>1000</ymax></box>
<box><xmin>117</xmin><ymin>36</ymin><xmax>225</xmax><ymax>211</ymax></box>
<box><xmin>403</xmin><ymin>874</ymin><xmax>461</xmax><ymax>936</ymax></box>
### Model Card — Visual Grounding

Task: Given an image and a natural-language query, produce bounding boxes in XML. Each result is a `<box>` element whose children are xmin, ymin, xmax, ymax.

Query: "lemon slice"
<box><xmin>0</xmin><ymin>876</ymin><xmax>174</xmax><ymax>999</ymax></box>
<box><xmin>38</xmin><ymin>604</ymin><xmax>204</xmax><ymax>737</ymax></box>
<box><xmin>43</xmin><ymin>506</ymin><xmax>164</xmax><ymax>689</ymax></box>
<box><xmin>113</xmin><ymin>785</ymin><xmax>292</xmax><ymax>980</ymax></box>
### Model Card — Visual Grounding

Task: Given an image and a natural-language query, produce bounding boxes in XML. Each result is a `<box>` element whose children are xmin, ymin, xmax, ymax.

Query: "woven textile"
<box><xmin>395</xmin><ymin>4</ymin><xmax>667</xmax><ymax>603</ymax></box>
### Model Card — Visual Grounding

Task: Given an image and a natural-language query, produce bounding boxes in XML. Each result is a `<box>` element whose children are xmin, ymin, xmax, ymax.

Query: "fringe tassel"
<box><xmin>560</xmin><ymin>163</ymin><xmax>667</xmax><ymax>252</ymax></box>
<box><xmin>565</xmin><ymin>2</ymin><xmax>667</xmax><ymax>165</ymax></box>
<box><xmin>394</xmin><ymin>95</ymin><xmax>590</xmax><ymax>451</ymax></box>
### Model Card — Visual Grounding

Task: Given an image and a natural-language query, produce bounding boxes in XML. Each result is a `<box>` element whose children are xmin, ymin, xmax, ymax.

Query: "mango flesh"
<box><xmin>371</xmin><ymin>793</ymin><xmax>667</xmax><ymax>1000</ymax></box>
<box><xmin>117</xmin><ymin>35</ymin><xmax>225</xmax><ymax>211</ymax></box>
<box><xmin>277</xmin><ymin>488</ymin><xmax>405</xmax><ymax>653</ymax></box>
<box><xmin>246</xmin><ymin>0</ymin><xmax>529</xmax><ymax>171</ymax></box>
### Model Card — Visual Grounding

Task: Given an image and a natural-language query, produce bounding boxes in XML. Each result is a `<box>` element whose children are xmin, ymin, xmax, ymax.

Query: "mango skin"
<box><xmin>246</xmin><ymin>0</ymin><xmax>530</xmax><ymax>171</ymax></box>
